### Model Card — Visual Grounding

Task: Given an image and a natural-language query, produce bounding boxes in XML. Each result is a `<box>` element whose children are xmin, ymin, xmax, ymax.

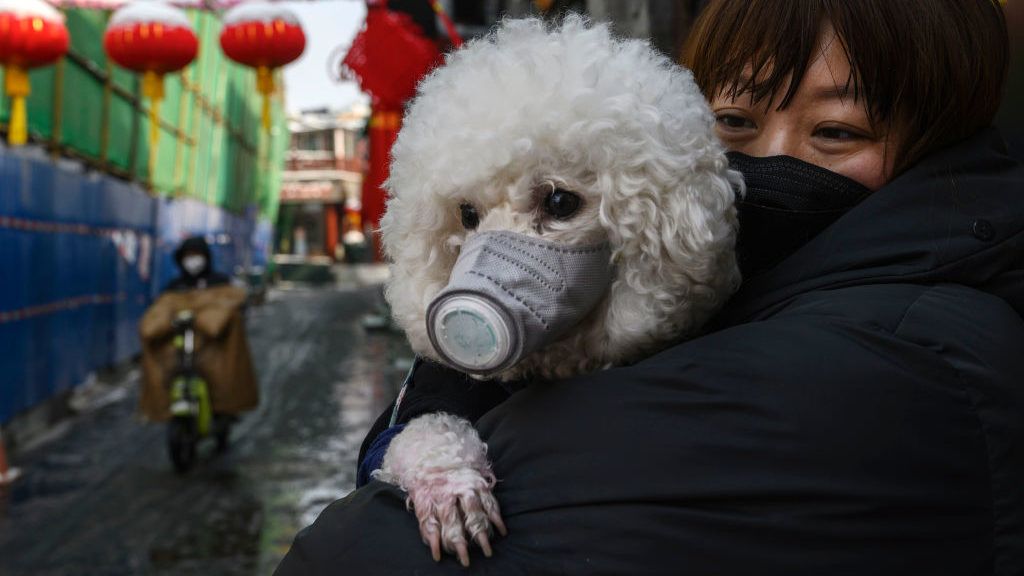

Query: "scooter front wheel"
<box><xmin>168</xmin><ymin>417</ymin><xmax>197</xmax><ymax>473</ymax></box>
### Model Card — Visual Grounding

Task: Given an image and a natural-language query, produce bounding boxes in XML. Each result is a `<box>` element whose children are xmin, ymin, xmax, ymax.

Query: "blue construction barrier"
<box><xmin>0</xmin><ymin>145</ymin><xmax>269</xmax><ymax>424</ymax></box>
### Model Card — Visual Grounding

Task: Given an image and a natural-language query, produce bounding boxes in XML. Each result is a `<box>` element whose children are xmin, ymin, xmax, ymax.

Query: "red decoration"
<box><xmin>342</xmin><ymin>0</ymin><xmax>461</xmax><ymax>261</ymax></box>
<box><xmin>219</xmin><ymin>18</ymin><xmax>305</xmax><ymax>69</ymax></box>
<box><xmin>0</xmin><ymin>12</ymin><xmax>69</xmax><ymax>68</ymax></box>
<box><xmin>363</xmin><ymin>107</ymin><xmax>401</xmax><ymax>260</ymax></box>
<box><xmin>341</xmin><ymin>5</ymin><xmax>442</xmax><ymax>109</ymax></box>
<box><xmin>0</xmin><ymin>1</ymin><xmax>69</xmax><ymax>146</ymax></box>
<box><xmin>103</xmin><ymin>1</ymin><xmax>198</xmax><ymax>182</ymax></box>
<box><xmin>220</xmin><ymin>2</ymin><xmax>306</xmax><ymax>131</ymax></box>
<box><xmin>103</xmin><ymin>22</ymin><xmax>198</xmax><ymax>75</ymax></box>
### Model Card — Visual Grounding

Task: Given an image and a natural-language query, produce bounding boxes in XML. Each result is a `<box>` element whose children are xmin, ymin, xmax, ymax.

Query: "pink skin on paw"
<box><xmin>376</xmin><ymin>413</ymin><xmax>508</xmax><ymax>566</ymax></box>
<box><xmin>408</xmin><ymin>467</ymin><xmax>503</xmax><ymax>566</ymax></box>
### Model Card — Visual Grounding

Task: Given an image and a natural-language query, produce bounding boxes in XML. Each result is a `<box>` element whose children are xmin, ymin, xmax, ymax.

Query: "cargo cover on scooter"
<box><xmin>139</xmin><ymin>285</ymin><xmax>258</xmax><ymax>421</ymax></box>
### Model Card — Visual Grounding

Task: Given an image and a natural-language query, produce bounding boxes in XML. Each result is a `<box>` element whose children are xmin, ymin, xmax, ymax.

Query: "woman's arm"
<box><xmin>285</xmin><ymin>299</ymin><xmax>1018</xmax><ymax>574</ymax></box>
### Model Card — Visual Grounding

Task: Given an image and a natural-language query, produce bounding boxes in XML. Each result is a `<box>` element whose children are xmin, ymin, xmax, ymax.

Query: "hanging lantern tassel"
<box><xmin>142</xmin><ymin>70</ymin><xmax>164</xmax><ymax>148</ymax></box>
<box><xmin>142</xmin><ymin>70</ymin><xmax>165</xmax><ymax>171</ymax></box>
<box><xmin>257</xmin><ymin>66</ymin><xmax>274</xmax><ymax>132</ymax></box>
<box><xmin>4</xmin><ymin>66</ymin><xmax>30</xmax><ymax>146</ymax></box>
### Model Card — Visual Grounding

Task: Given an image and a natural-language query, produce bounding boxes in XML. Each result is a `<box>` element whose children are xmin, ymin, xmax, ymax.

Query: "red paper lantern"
<box><xmin>103</xmin><ymin>1</ymin><xmax>198</xmax><ymax>78</ymax></box>
<box><xmin>104</xmin><ymin>24</ymin><xmax>197</xmax><ymax>74</ymax></box>
<box><xmin>0</xmin><ymin>0</ymin><xmax>69</xmax><ymax>146</ymax></box>
<box><xmin>104</xmin><ymin>1</ymin><xmax>198</xmax><ymax>179</ymax></box>
<box><xmin>341</xmin><ymin>5</ymin><xmax>442</xmax><ymax>109</ymax></box>
<box><xmin>220</xmin><ymin>2</ymin><xmax>306</xmax><ymax>131</ymax></box>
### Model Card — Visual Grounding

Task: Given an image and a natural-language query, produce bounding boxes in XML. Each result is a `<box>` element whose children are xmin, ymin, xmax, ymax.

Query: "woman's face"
<box><xmin>710</xmin><ymin>26</ymin><xmax>898</xmax><ymax>191</ymax></box>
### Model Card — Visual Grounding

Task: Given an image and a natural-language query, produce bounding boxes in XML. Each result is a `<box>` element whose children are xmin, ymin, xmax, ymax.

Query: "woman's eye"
<box><xmin>459</xmin><ymin>203</ymin><xmax>479</xmax><ymax>230</ymax></box>
<box><xmin>715</xmin><ymin>114</ymin><xmax>756</xmax><ymax>131</ymax></box>
<box><xmin>814</xmin><ymin>126</ymin><xmax>864</xmax><ymax>141</ymax></box>
<box><xmin>543</xmin><ymin>188</ymin><xmax>582</xmax><ymax>220</ymax></box>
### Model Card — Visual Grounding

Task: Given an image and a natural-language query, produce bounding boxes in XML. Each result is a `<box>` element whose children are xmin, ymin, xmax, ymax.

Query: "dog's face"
<box><xmin>382</xmin><ymin>16</ymin><xmax>742</xmax><ymax>380</ymax></box>
<box><xmin>454</xmin><ymin>173</ymin><xmax>605</xmax><ymax>246</ymax></box>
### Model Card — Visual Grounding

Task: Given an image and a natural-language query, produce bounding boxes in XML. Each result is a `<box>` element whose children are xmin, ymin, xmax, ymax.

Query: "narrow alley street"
<box><xmin>0</xmin><ymin>270</ymin><xmax>410</xmax><ymax>576</ymax></box>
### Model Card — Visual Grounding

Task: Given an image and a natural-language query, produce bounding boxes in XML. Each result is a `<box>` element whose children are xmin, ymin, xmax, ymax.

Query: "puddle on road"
<box><xmin>148</xmin><ymin>490</ymin><xmax>262</xmax><ymax>575</ymax></box>
<box><xmin>252</xmin><ymin>328</ymin><xmax>411</xmax><ymax>574</ymax></box>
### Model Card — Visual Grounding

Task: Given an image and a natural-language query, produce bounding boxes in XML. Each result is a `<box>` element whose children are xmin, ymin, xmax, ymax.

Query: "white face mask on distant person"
<box><xmin>425</xmin><ymin>231</ymin><xmax>613</xmax><ymax>377</ymax></box>
<box><xmin>182</xmin><ymin>255</ymin><xmax>207</xmax><ymax>276</ymax></box>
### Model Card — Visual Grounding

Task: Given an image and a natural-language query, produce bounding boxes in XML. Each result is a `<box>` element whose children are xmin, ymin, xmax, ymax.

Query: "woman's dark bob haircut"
<box><xmin>683</xmin><ymin>0</ymin><xmax>1009</xmax><ymax>176</ymax></box>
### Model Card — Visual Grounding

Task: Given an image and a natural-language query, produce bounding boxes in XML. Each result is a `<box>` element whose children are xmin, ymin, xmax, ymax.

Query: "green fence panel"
<box><xmin>108</xmin><ymin>89</ymin><xmax>137</xmax><ymax>171</ymax></box>
<box><xmin>25</xmin><ymin>67</ymin><xmax>57</xmax><ymax>140</ymax></box>
<box><xmin>61</xmin><ymin>62</ymin><xmax>105</xmax><ymax>159</ymax></box>
<box><xmin>65</xmin><ymin>9</ymin><xmax>107</xmax><ymax>64</ymax></box>
<box><xmin>132</xmin><ymin>103</ymin><xmax>150</xmax><ymax>182</ymax></box>
<box><xmin>111</xmin><ymin>66</ymin><xmax>135</xmax><ymax>95</ymax></box>
<box><xmin>162</xmin><ymin>76</ymin><xmax>184</xmax><ymax>128</ymax></box>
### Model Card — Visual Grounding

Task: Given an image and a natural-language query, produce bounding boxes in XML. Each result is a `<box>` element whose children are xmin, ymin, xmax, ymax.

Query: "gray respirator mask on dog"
<box><xmin>425</xmin><ymin>231</ymin><xmax>613</xmax><ymax>377</ymax></box>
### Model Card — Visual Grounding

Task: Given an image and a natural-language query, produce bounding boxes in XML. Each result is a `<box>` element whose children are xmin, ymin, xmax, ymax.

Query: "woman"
<box><xmin>277</xmin><ymin>1</ymin><xmax>1023</xmax><ymax>573</ymax></box>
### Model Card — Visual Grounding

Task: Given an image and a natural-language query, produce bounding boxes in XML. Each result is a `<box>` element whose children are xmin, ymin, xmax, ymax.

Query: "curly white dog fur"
<box><xmin>375</xmin><ymin>15</ymin><xmax>741</xmax><ymax>566</ymax></box>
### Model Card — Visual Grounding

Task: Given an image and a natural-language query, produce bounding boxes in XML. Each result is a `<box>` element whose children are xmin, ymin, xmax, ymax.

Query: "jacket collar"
<box><xmin>713</xmin><ymin>128</ymin><xmax>1024</xmax><ymax>328</ymax></box>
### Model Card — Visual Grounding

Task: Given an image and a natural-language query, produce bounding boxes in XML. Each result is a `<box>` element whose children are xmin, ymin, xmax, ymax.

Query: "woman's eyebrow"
<box><xmin>809</xmin><ymin>84</ymin><xmax>853</xmax><ymax>102</ymax></box>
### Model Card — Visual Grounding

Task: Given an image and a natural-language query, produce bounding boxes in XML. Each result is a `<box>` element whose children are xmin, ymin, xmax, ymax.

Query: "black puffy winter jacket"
<box><xmin>277</xmin><ymin>129</ymin><xmax>1024</xmax><ymax>575</ymax></box>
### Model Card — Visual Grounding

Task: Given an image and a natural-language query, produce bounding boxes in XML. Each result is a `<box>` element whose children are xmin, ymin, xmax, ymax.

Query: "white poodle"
<box><xmin>374</xmin><ymin>15</ymin><xmax>741</xmax><ymax>566</ymax></box>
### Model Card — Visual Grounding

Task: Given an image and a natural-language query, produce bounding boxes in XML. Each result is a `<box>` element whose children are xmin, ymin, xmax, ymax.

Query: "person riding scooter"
<box><xmin>165</xmin><ymin>236</ymin><xmax>231</xmax><ymax>292</ymax></box>
<box><xmin>139</xmin><ymin>236</ymin><xmax>259</xmax><ymax>472</ymax></box>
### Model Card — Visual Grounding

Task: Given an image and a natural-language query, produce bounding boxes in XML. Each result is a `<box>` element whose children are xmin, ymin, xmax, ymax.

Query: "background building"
<box><xmin>276</xmin><ymin>104</ymin><xmax>369</xmax><ymax>262</ymax></box>
<box><xmin>0</xmin><ymin>7</ymin><xmax>288</xmax><ymax>425</ymax></box>
<box><xmin>441</xmin><ymin>0</ymin><xmax>708</xmax><ymax>61</ymax></box>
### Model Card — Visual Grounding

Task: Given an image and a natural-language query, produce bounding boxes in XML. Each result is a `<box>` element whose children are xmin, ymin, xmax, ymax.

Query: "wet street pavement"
<box><xmin>0</xmin><ymin>267</ymin><xmax>411</xmax><ymax>576</ymax></box>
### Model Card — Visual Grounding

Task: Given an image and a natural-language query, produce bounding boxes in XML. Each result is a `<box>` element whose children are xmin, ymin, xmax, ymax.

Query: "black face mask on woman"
<box><xmin>726</xmin><ymin>152</ymin><xmax>872</xmax><ymax>278</ymax></box>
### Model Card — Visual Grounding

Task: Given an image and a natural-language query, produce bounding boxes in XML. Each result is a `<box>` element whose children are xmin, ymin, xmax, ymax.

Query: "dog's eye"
<box><xmin>543</xmin><ymin>188</ymin><xmax>581</xmax><ymax>220</ymax></box>
<box><xmin>459</xmin><ymin>203</ymin><xmax>480</xmax><ymax>230</ymax></box>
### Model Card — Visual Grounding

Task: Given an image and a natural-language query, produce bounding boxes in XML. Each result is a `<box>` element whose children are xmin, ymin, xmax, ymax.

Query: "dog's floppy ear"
<box><xmin>380</xmin><ymin>179</ymin><xmax>461</xmax><ymax>357</ymax></box>
<box><xmin>598</xmin><ymin>151</ymin><xmax>742</xmax><ymax>358</ymax></box>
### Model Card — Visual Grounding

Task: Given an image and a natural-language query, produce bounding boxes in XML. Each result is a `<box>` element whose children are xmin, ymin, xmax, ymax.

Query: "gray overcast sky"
<box><xmin>281</xmin><ymin>0</ymin><xmax>368</xmax><ymax>114</ymax></box>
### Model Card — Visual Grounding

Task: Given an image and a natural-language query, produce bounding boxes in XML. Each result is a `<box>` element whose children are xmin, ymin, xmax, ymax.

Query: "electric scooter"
<box><xmin>166</xmin><ymin>309</ymin><xmax>231</xmax><ymax>473</ymax></box>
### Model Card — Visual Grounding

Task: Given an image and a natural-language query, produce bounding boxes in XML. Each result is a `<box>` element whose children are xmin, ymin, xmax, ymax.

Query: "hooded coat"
<box><xmin>165</xmin><ymin>236</ymin><xmax>231</xmax><ymax>292</ymax></box>
<box><xmin>276</xmin><ymin>129</ymin><xmax>1024</xmax><ymax>575</ymax></box>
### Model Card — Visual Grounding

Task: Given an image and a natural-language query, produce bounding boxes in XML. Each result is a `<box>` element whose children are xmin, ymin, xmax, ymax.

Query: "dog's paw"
<box><xmin>375</xmin><ymin>413</ymin><xmax>507</xmax><ymax>566</ymax></box>
<box><xmin>407</xmin><ymin>465</ymin><xmax>507</xmax><ymax>566</ymax></box>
